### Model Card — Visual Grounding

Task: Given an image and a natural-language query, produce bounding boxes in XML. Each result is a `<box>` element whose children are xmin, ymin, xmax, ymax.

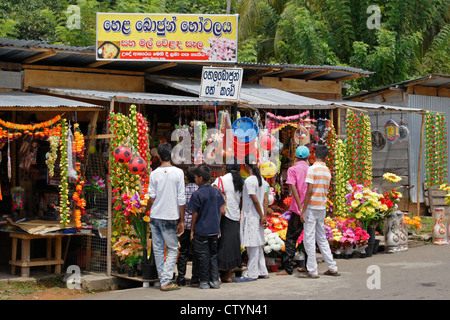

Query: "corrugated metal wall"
<box><xmin>408</xmin><ymin>94</ymin><xmax>450</xmax><ymax>203</ymax></box>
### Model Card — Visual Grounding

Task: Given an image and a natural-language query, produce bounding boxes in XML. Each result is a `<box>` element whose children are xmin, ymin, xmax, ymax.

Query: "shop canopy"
<box><xmin>148</xmin><ymin>76</ymin><xmax>335</xmax><ymax>110</ymax></box>
<box><xmin>0</xmin><ymin>91</ymin><xmax>104</xmax><ymax>111</ymax></box>
<box><xmin>29</xmin><ymin>87</ymin><xmax>234</xmax><ymax>107</ymax></box>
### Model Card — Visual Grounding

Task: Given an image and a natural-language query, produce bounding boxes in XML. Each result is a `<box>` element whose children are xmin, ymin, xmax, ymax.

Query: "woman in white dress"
<box><xmin>212</xmin><ymin>160</ymin><xmax>243</xmax><ymax>283</ymax></box>
<box><xmin>236</xmin><ymin>154</ymin><xmax>269</xmax><ymax>282</ymax></box>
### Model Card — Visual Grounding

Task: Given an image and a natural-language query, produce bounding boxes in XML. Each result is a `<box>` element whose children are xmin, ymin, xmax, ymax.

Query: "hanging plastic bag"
<box><xmin>67</xmin><ymin>125</ymin><xmax>78</xmax><ymax>179</ymax></box>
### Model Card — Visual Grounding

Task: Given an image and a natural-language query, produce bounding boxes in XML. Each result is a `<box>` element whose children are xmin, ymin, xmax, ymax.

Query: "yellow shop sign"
<box><xmin>96</xmin><ymin>13</ymin><xmax>239</xmax><ymax>62</ymax></box>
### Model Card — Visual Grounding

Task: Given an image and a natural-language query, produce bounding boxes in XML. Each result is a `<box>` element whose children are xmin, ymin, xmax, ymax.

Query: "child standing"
<box><xmin>236</xmin><ymin>154</ymin><xmax>269</xmax><ymax>282</ymax></box>
<box><xmin>300</xmin><ymin>145</ymin><xmax>339</xmax><ymax>279</ymax></box>
<box><xmin>188</xmin><ymin>165</ymin><xmax>225</xmax><ymax>289</ymax></box>
<box><xmin>176</xmin><ymin>167</ymin><xmax>199</xmax><ymax>286</ymax></box>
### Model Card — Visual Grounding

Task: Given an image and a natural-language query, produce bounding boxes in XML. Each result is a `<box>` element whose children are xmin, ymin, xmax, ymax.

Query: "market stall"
<box><xmin>0</xmin><ymin>91</ymin><xmax>106</xmax><ymax>276</ymax></box>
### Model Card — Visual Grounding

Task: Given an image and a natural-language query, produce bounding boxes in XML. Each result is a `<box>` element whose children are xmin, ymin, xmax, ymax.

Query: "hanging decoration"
<box><xmin>323</xmin><ymin>120</ymin><xmax>337</xmax><ymax>215</ymax></box>
<box><xmin>59</xmin><ymin>119</ymin><xmax>70</xmax><ymax>228</ymax></box>
<box><xmin>266</xmin><ymin>111</ymin><xmax>312</xmax><ymax>133</ymax></box>
<box><xmin>384</xmin><ymin>119</ymin><xmax>399</xmax><ymax>141</ymax></box>
<box><xmin>345</xmin><ymin>110</ymin><xmax>372</xmax><ymax>187</ymax></box>
<box><xmin>425</xmin><ymin>112</ymin><xmax>448</xmax><ymax>187</ymax></box>
<box><xmin>72</xmin><ymin>123</ymin><xmax>86</xmax><ymax>231</ymax></box>
<box><xmin>333</xmin><ymin>139</ymin><xmax>349</xmax><ymax>217</ymax></box>
<box><xmin>0</xmin><ymin>115</ymin><xmax>62</xmax><ymax>142</ymax></box>
<box><xmin>108</xmin><ymin>105</ymin><xmax>151</xmax><ymax>249</ymax></box>
<box><xmin>46</xmin><ymin>135</ymin><xmax>59</xmax><ymax>178</ymax></box>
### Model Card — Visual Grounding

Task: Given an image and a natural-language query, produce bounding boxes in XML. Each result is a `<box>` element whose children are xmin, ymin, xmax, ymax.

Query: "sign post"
<box><xmin>200</xmin><ymin>67</ymin><xmax>243</xmax><ymax>101</ymax></box>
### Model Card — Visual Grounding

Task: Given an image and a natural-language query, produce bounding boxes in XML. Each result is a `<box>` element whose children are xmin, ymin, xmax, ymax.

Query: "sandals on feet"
<box><xmin>160</xmin><ymin>283</ymin><xmax>181</xmax><ymax>291</ymax></box>
<box><xmin>324</xmin><ymin>270</ymin><xmax>340</xmax><ymax>277</ymax></box>
<box><xmin>298</xmin><ymin>272</ymin><xmax>320</xmax><ymax>279</ymax></box>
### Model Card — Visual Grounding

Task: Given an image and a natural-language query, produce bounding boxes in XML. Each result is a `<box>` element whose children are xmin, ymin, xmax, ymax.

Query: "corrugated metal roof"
<box><xmin>0</xmin><ymin>38</ymin><xmax>94</xmax><ymax>52</ymax></box>
<box><xmin>0</xmin><ymin>37</ymin><xmax>372</xmax><ymax>80</ymax></box>
<box><xmin>148</xmin><ymin>77</ymin><xmax>334</xmax><ymax>109</ymax></box>
<box><xmin>30</xmin><ymin>87</ymin><xmax>233</xmax><ymax>106</ymax></box>
<box><xmin>332</xmin><ymin>100</ymin><xmax>426</xmax><ymax>113</ymax></box>
<box><xmin>345</xmin><ymin>74</ymin><xmax>450</xmax><ymax>99</ymax></box>
<box><xmin>0</xmin><ymin>91</ymin><xmax>103</xmax><ymax>110</ymax></box>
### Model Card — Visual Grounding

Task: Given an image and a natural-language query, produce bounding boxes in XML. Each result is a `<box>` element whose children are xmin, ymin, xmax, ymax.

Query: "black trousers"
<box><xmin>281</xmin><ymin>213</ymin><xmax>308</xmax><ymax>274</ymax></box>
<box><xmin>177</xmin><ymin>229</ymin><xmax>199</xmax><ymax>283</ymax></box>
<box><xmin>193</xmin><ymin>234</ymin><xmax>219</xmax><ymax>283</ymax></box>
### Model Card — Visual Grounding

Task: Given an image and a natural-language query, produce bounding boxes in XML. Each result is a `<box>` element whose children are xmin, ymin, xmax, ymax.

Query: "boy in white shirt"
<box><xmin>143</xmin><ymin>143</ymin><xmax>186</xmax><ymax>291</ymax></box>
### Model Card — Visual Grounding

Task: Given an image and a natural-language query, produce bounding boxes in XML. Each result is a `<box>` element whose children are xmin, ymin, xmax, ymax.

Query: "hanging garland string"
<box><xmin>59</xmin><ymin>119</ymin><xmax>70</xmax><ymax>228</ymax></box>
<box><xmin>0</xmin><ymin>115</ymin><xmax>62</xmax><ymax>141</ymax></box>
<box><xmin>266</xmin><ymin>111</ymin><xmax>315</xmax><ymax>132</ymax></box>
<box><xmin>72</xmin><ymin>123</ymin><xmax>86</xmax><ymax>231</ymax></box>
<box><xmin>425</xmin><ymin>112</ymin><xmax>448</xmax><ymax>186</ymax></box>
<box><xmin>334</xmin><ymin>139</ymin><xmax>349</xmax><ymax>217</ymax></box>
<box><xmin>108</xmin><ymin>111</ymin><xmax>140</xmax><ymax>245</ymax></box>
<box><xmin>345</xmin><ymin>110</ymin><xmax>372</xmax><ymax>187</ymax></box>
<box><xmin>324</xmin><ymin>120</ymin><xmax>337</xmax><ymax>215</ymax></box>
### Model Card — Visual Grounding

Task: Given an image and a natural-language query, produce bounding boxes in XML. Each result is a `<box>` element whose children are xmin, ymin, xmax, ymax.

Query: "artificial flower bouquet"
<box><xmin>112</xmin><ymin>235</ymin><xmax>143</xmax><ymax>269</ymax></box>
<box><xmin>263</xmin><ymin>228</ymin><xmax>285</xmax><ymax>259</ymax></box>
<box><xmin>404</xmin><ymin>215</ymin><xmax>422</xmax><ymax>234</ymax></box>
<box><xmin>382</xmin><ymin>172</ymin><xmax>403</xmax><ymax>215</ymax></box>
<box><xmin>345</xmin><ymin>181</ymin><xmax>387</xmax><ymax>229</ymax></box>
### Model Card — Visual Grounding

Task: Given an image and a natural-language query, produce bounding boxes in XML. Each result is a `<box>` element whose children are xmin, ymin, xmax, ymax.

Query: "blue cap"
<box><xmin>295</xmin><ymin>146</ymin><xmax>310</xmax><ymax>159</ymax></box>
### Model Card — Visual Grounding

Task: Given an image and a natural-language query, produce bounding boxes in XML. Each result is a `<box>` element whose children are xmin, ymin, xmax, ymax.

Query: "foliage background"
<box><xmin>0</xmin><ymin>0</ymin><xmax>448</xmax><ymax>94</ymax></box>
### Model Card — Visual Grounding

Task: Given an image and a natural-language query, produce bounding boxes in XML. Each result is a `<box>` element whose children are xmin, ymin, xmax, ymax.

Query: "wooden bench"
<box><xmin>9</xmin><ymin>233</ymin><xmax>64</xmax><ymax>277</ymax></box>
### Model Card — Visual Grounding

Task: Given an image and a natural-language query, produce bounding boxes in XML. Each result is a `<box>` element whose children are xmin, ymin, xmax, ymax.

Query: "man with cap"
<box><xmin>277</xmin><ymin>146</ymin><xmax>310</xmax><ymax>275</ymax></box>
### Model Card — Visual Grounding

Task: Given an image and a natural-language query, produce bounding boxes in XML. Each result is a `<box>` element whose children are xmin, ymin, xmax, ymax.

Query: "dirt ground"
<box><xmin>10</xmin><ymin>287</ymin><xmax>101</xmax><ymax>300</ymax></box>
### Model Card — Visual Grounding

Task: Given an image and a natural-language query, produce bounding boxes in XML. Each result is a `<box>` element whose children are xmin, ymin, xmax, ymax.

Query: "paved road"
<box><xmin>78</xmin><ymin>243</ymin><xmax>450</xmax><ymax>301</ymax></box>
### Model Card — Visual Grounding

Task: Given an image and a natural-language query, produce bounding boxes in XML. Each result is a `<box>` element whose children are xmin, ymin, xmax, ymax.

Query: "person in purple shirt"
<box><xmin>277</xmin><ymin>146</ymin><xmax>310</xmax><ymax>276</ymax></box>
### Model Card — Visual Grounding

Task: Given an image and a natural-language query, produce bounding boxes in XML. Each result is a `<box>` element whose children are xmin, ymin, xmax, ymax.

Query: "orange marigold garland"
<box><xmin>72</xmin><ymin>123</ymin><xmax>86</xmax><ymax>231</ymax></box>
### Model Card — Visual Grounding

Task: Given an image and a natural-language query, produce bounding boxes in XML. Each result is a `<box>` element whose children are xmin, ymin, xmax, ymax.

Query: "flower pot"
<box><xmin>385</xmin><ymin>212</ymin><xmax>401</xmax><ymax>253</ymax></box>
<box><xmin>397</xmin><ymin>212</ymin><xmax>408</xmax><ymax>252</ymax></box>
<box><xmin>372</xmin><ymin>239</ymin><xmax>380</xmax><ymax>255</ymax></box>
<box><xmin>128</xmin><ymin>266</ymin><xmax>137</xmax><ymax>277</ymax></box>
<box><xmin>433</xmin><ymin>208</ymin><xmax>448</xmax><ymax>245</ymax></box>
<box><xmin>269</xmin><ymin>265</ymin><xmax>278</xmax><ymax>272</ymax></box>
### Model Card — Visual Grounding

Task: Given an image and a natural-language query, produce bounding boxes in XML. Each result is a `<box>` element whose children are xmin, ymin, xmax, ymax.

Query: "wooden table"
<box><xmin>9</xmin><ymin>233</ymin><xmax>64</xmax><ymax>277</ymax></box>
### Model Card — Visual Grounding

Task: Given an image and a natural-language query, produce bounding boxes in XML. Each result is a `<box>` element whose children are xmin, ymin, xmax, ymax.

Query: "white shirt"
<box><xmin>148</xmin><ymin>166</ymin><xmax>186</xmax><ymax>220</ymax></box>
<box><xmin>213</xmin><ymin>173</ymin><xmax>242</xmax><ymax>221</ymax></box>
<box><xmin>242</xmin><ymin>175</ymin><xmax>268</xmax><ymax>215</ymax></box>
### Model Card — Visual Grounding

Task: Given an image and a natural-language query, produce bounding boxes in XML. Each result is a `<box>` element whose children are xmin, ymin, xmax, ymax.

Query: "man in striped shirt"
<box><xmin>299</xmin><ymin>145</ymin><xmax>339</xmax><ymax>278</ymax></box>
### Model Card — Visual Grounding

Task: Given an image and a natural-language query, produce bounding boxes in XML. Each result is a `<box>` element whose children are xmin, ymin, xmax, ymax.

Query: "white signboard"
<box><xmin>200</xmin><ymin>67</ymin><xmax>243</xmax><ymax>101</ymax></box>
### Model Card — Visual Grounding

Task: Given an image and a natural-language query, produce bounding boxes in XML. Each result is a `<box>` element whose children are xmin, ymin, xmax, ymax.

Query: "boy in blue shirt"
<box><xmin>188</xmin><ymin>165</ymin><xmax>225</xmax><ymax>289</ymax></box>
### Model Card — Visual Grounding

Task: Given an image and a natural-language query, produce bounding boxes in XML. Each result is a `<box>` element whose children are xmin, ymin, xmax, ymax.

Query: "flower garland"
<box><xmin>135</xmin><ymin>108</ymin><xmax>152</xmax><ymax>193</ymax></box>
<box><xmin>108</xmin><ymin>111</ymin><xmax>141</xmax><ymax>245</ymax></box>
<box><xmin>46</xmin><ymin>135</ymin><xmax>59</xmax><ymax>178</ymax></box>
<box><xmin>324</xmin><ymin>120</ymin><xmax>337</xmax><ymax>214</ymax></box>
<box><xmin>425</xmin><ymin>112</ymin><xmax>448</xmax><ymax>186</ymax></box>
<box><xmin>345</xmin><ymin>110</ymin><xmax>372</xmax><ymax>187</ymax></box>
<box><xmin>333</xmin><ymin>139</ymin><xmax>348</xmax><ymax>217</ymax></box>
<box><xmin>72</xmin><ymin>123</ymin><xmax>86</xmax><ymax>231</ymax></box>
<box><xmin>0</xmin><ymin>115</ymin><xmax>62</xmax><ymax>142</ymax></box>
<box><xmin>59</xmin><ymin>119</ymin><xmax>70</xmax><ymax>228</ymax></box>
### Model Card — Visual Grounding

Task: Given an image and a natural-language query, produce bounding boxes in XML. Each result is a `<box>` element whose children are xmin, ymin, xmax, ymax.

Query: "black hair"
<box><xmin>186</xmin><ymin>166</ymin><xmax>196</xmax><ymax>183</ymax></box>
<box><xmin>315</xmin><ymin>145</ymin><xmax>329</xmax><ymax>160</ymax></box>
<box><xmin>195</xmin><ymin>164</ymin><xmax>211</xmax><ymax>182</ymax></box>
<box><xmin>226</xmin><ymin>158</ymin><xmax>244</xmax><ymax>193</ymax></box>
<box><xmin>244</xmin><ymin>154</ymin><xmax>262</xmax><ymax>187</ymax></box>
<box><xmin>157</xmin><ymin>142</ymin><xmax>172</xmax><ymax>162</ymax></box>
